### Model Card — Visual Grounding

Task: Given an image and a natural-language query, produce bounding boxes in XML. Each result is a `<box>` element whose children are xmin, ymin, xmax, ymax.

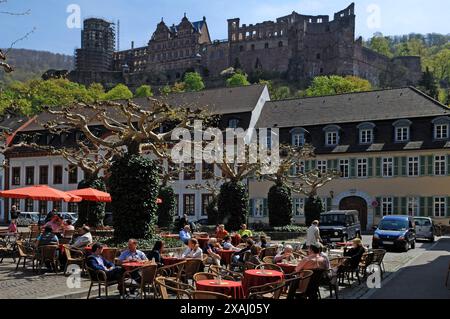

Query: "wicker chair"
<box><xmin>260</xmin><ymin>246</ymin><xmax>278</xmax><ymax>258</ymax></box>
<box><xmin>101</xmin><ymin>248</ymin><xmax>119</xmax><ymax>264</ymax></box>
<box><xmin>193</xmin><ymin>272</ymin><xmax>217</xmax><ymax>283</ymax></box>
<box><xmin>304</xmin><ymin>269</ymin><xmax>327</xmax><ymax>300</ymax></box>
<box><xmin>63</xmin><ymin>245</ymin><xmax>85</xmax><ymax>275</ymax></box>
<box><xmin>244</xmin><ymin>261</ymin><xmax>258</xmax><ymax>270</ymax></box>
<box><xmin>248</xmin><ymin>281</ymin><xmax>285</xmax><ymax>299</ymax></box>
<box><xmin>358</xmin><ymin>252</ymin><xmax>375</xmax><ymax>282</ymax></box>
<box><xmin>157</xmin><ymin>261</ymin><xmax>186</xmax><ymax>282</ymax></box>
<box><xmin>285</xmin><ymin>270</ymin><xmax>314</xmax><ymax>299</ymax></box>
<box><xmin>15</xmin><ymin>241</ymin><xmax>35</xmax><ymax>271</ymax></box>
<box><xmin>262</xmin><ymin>256</ymin><xmax>274</xmax><ymax>264</ymax></box>
<box><xmin>86</xmin><ymin>265</ymin><xmax>120</xmax><ymax>299</ymax></box>
<box><xmin>122</xmin><ymin>264</ymin><xmax>158</xmax><ymax>299</ymax></box>
<box><xmin>36</xmin><ymin>245</ymin><xmax>59</xmax><ymax>274</ymax></box>
<box><xmin>191</xmin><ymin>291</ymin><xmax>231</xmax><ymax>300</ymax></box>
<box><xmin>208</xmin><ymin>265</ymin><xmax>243</xmax><ymax>281</ymax></box>
<box><xmin>370</xmin><ymin>249</ymin><xmax>387</xmax><ymax>277</ymax></box>
<box><xmin>182</xmin><ymin>258</ymin><xmax>203</xmax><ymax>284</ymax></box>
<box><xmin>155</xmin><ymin>276</ymin><xmax>192</xmax><ymax>299</ymax></box>
<box><xmin>255</xmin><ymin>263</ymin><xmax>283</xmax><ymax>272</ymax></box>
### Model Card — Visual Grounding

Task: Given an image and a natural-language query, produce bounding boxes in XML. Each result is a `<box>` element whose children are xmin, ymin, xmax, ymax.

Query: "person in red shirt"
<box><xmin>215</xmin><ymin>224</ymin><xmax>229</xmax><ymax>241</ymax></box>
<box><xmin>8</xmin><ymin>219</ymin><xmax>18</xmax><ymax>234</ymax></box>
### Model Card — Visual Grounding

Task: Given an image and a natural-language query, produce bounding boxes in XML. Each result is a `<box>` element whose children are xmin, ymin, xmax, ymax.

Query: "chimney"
<box><xmin>131</xmin><ymin>41</ymin><xmax>134</xmax><ymax>49</ymax></box>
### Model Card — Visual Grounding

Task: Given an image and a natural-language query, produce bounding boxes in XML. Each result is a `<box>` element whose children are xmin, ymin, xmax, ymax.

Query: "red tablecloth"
<box><xmin>122</xmin><ymin>261</ymin><xmax>152</xmax><ymax>271</ymax></box>
<box><xmin>243</xmin><ymin>269</ymin><xmax>284</xmax><ymax>295</ymax></box>
<box><xmin>277</xmin><ymin>263</ymin><xmax>297</xmax><ymax>274</ymax></box>
<box><xmin>217</xmin><ymin>250</ymin><xmax>234</xmax><ymax>265</ymax></box>
<box><xmin>197</xmin><ymin>237</ymin><xmax>210</xmax><ymax>249</ymax></box>
<box><xmin>162</xmin><ymin>256</ymin><xmax>185</xmax><ymax>266</ymax></box>
<box><xmin>196</xmin><ymin>280</ymin><xmax>245</xmax><ymax>299</ymax></box>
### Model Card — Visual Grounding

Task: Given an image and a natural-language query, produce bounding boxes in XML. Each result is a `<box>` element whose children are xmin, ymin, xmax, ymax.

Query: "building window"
<box><xmin>228</xmin><ymin>119</ymin><xmax>239</xmax><ymax>128</ymax></box>
<box><xmin>39</xmin><ymin>201</ymin><xmax>48</xmax><ymax>215</ymax></box>
<box><xmin>292</xmin><ymin>133</ymin><xmax>305</xmax><ymax>147</ymax></box>
<box><xmin>407</xmin><ymin>197</ymin><xmax>419</xmax><ymax>216</ymax></box>
<box><xmin>339</xmin><ymin>159</ymin><xmax>350</xmax><ymax>178</ymax></box>
<box><xmin>201</xmin><ymin>194</ymin><xmax>213</xmax><ymax>216</ymax></box>
<box><xmin>12</xmin><ymin>167</ymin><xmax>20</xmax><ymax>186</ymax></box>
<box><xmin>25</xmin><ymin>199</ymin><xmax>34</xmax><ymax>212</ymax></box>
<box><xmin>360</xmin><ymin>129</ymin><xmax>373</xmax><ymax>144</ymax></box>
<box><xmin>253</xmin><ymin>199</ymin><xmax>265</xmax><ymax>218</ymax></box>
<box><xmin>434</xmin><ymin>155</ymin><xmax>447</xmax><ymax>176</ymax></box>
<box><xmin>382</xmin><ymin>158</ymin><xmax>394</xmax><ymax>177</ymax></box>
<box><xmin>202</xmin><ymin>162</ymin><xmax>215</xmax><ymax>180</ymax></box>
<box><xmin>266</xmin><ymin>131</ymin><xmax>272</xmax><ymax>149</ymax></box>
<box><xmin>435</xmin><ymin>124</ymin><xmax>449</xmax><ymax>140</ymax></box>
<box><xmin>278</xmin><ymin>41</ymin><xmax>283</xmax><ymax>47</ymax></box>
<box><xmin>317</xmin><ymin>160</ymin><xmax>327</xmax><ymax>174</ymax></box>
<box><xmin>408</xmin><ymin>157</ymin><xmax>419</xmax><ymax>177</ymax></box>
<box><xmin>326</xmin><ymin>131</ymin><xmax>339</xmax><ymax>146</ymax></box>
<box><xmin>291</xmin><ymin>160</ymin><xmax>305</xmax><ymax>175</ymax></box>
<box><xmin>183</xmin><ymin>163</ymin><xmax>196</xmax><ymax>180</ymax></box>
<box><xmin>52</xmin><ymin>201</ymin><xmax>62</xmax><ymax>212</ymax></box>
<box><xmin>39</xmin><ymin>166</ymin><xmax>49</xmax><ymax>184</ymax></box>
<box><xmin>395</xmin><ymin>127</ymin><xmax>410</xmax><ymax>143</ymax></box>
<box><xmin>68</xmin><ymin>202</ymin><xmax>78</xmax><ymax>213</ymax></box>
<box><xmin>434</xmin><ymin>197</ymin><xmax>446</xmax><ymax>217</ymax></box>
<box><xmin>264</xmin><ymin>43</ymin><xmax>269</xmax><ymax>49</ymax></box>
<box><xmin>68</xmin><ymin>165</ymin><xmax>78</xmax><ymax>184</ymax></box>
<box><xmin>53</xmin><ymin>166</ymin><xmax>63</xmax><ymax>184</ymax></box>
<box><xmin>25</xmin><ymin>167</ymin><xmax>34</xmax><ymax>185</ymax></box>
<box><xmin>381</xmin><ymin>197</ymin><xmax>393</xmax><ymax>216</ymax></box>
<box><xmin>293</xmin><ymin>198</ymin><xmax>304</xmax><ymax>217</ymax></box>
<box><xmin>357</xmin><ymin>159</ymin><xmax>368</xmax><ymax>178</ymax></box>
<box><xmin>183</xmin><ymin>194</ymin><xmax>196</xmax><ymax>216</ymax></box>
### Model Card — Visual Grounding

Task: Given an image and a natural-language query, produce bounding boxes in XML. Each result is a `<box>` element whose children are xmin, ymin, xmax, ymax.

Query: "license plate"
<box><xmin>382</xmin><ymin>241</ymin><xmax>394</xmax><ymax>245</ymax></box>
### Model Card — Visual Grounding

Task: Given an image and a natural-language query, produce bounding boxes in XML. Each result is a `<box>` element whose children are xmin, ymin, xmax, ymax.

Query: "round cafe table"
<box><xmin>276</xmin><ymin>263</ymin><xmax>297</xmax><ymax>275</ymax></box>
<box><xmin>196</xmin><ymin>280</ymin><xmax>245</xmax><ymax>299</ymax></box>
<box><xmin>197</xmin><ymin>237</ymin><xmax>210</xmax><ymax>250</ymax></box>
<box><xmin>242</xmin><ymin>269</ymin><xmax>284</xmax><ymax>295</ymax></box>
<box><xmin>121</xmin><ymin>261</ymin><xmax>154</xmax><ymax>271</ymax></box>
<box><xmin>217</xmin><ymin>250</ymin><xmax>234</xmax><ymax>266</ymax></box>
<box><xmin>162</xmin><ymin>256</ymin><xmax>185</xmax><ymax>266</ymax></box>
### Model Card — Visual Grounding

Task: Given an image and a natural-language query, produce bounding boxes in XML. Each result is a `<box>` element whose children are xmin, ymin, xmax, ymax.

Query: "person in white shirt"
<box><xmin>71</xmin><ymin>226</ymin><xmax>93</xmax><ymax>249</ymax></box>
<box><xmin>306</xmin><ymin>220</ymin><xmax>322</xmax><ymax>248</ymax></box>
<box><xmin>222</xmin><ymin>235</ymin><xmax>240</xmax><ymax>251</ymax></box>
<box><xmin>182</xmin><ymin>238</ymin><xmax>203</xmax><ymax>259</ymax></box>
<box><xmin>273</xmin><ymin>244</ymin><xmax>296</xmax><ymax>263</ymax></box>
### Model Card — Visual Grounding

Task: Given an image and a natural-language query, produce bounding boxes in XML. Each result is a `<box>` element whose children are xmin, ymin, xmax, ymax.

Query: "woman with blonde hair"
<box><xmin>344</xmin><ymin>238</ymin><xmax>366</xmax><ymax>269</ymax></box>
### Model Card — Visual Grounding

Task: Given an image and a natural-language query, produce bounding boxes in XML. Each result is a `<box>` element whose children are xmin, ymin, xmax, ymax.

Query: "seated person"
<box><xmin>237</xmin><ymin>224</ymin><xmax>253</xmax><ymax>238</ymax></box>
<box><xmin>222</xmin><ymin>235</ymin><xmax>240</xmax><ymax>251</ymax></box>
<box><xmin>247</xmin><ymin>245</ymin><xmax>262</xmax><ymax>265</ymax></box>
<box><xmin>147</xmin><ymin>241</ymin><xmax>164</xmax><ymax>266</ymax></box>
<box><xmin>36</xmin><ymin>226</ymin><xmax>59</xmax><ymax>247</ymax></box>
<box><xmin>44</xmin><ymin>215</ymin><xmax>64</xmax><ymax>235</ymax></box>
<box><xmin>273</xmin><ymin>244</ymin><xmax>295</xmax><ymax>263</ymax></box>
<box><xmin>232</xmin><ymin>238</ymin><xmax>254</xmax><ymax>265</ymax></box>
<box><xmin>179</xmin><ymin>225</ymin><xmax>192</xmax><ymax>245</ymax></box>
<box><xmin>86</xmin><ymin>243</ymin><xmax>125</xmax><ymax>292</ymax></box>
<box><xmin>182</xmin><ymin>238</ymin><xmax>203</xmax><ymax>259</ymax></box>
<box><xmin>118</xmin><ymin>239</ymin><xmax>148</xmax><ymax>263</ymax></box>
<box><xmin>295</xmin><ymin>244</ymin><xmax>329</xmax><ymax>273</ymax></box>
<box><xmin>258</xmin><ymin>235</ymin><xmax>269</xmax><ymax>249</ymax></box>
<box><xmin>215</xmin><ymin>224</ymin><xmax>229</xmax><ymax>241</ymax></box>
<box><xmin>64</xmin><ymin>220</ymin><xmax>75</xmax><ymax>231</ymax></box>
<box><xmin>204</xmin><ymin>238</ymin><xmax>221</xmax><ymax>266</ymax></box>
<box><xmin>71</xmin><ymin>226</ymin><xmax>93</xmax><ymax>249</ymax></box>
<box><xmin>344</xmin><ymin>238</ymin><xmax>366</xmax><ymax>269</ymax></box>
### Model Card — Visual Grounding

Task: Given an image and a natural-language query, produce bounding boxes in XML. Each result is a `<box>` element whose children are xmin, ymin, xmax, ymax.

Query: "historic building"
<box><xmin>69</xmin><ymin>3</ymin><xmax>422</xmax><ymax>90</ymax></box>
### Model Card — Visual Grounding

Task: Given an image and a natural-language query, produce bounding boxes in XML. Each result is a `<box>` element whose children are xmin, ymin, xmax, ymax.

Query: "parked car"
<box><xmin>16</xmin><ymin>212</ymin><xmax>40</xmax><ymax>226</ymax></box>
<box><xmin>319</xmin><ymin>210</ymin><xmax>362</xmax><ymax>243</ymax></box>
<box><xmin>372</xmin><ymin>215</ymin><xmax>416</xmax><ymax>252</ymax></box>
<box><xmin>59</xmin><ymin>212</ymin><xmax>78</xmax><ymax>223</ymax></box>
<box><xmin>414</xmin><ymin>217</ymin><xmax>435</xmax><ymax>242</ymax></box>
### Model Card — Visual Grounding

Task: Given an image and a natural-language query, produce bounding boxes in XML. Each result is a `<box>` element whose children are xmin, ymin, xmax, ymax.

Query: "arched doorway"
<box><xmin>339</xmin><ymin>196</ymin><xmax>368</xmax><ymax>231</ymax></box>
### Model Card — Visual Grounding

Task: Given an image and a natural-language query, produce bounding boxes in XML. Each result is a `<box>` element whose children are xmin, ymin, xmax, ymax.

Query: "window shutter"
<box><xmin>263</xmin><ymin>198</ymin><xmax>268</xmax><ymax>217</ymax></box>
<box><xmin>327</xmin><ymin>160</ymin><xmax>334</xmax><ymax>171</ymax></box>
<box><xmin>426</xmin><ymin>197</ymin><xmax>433</xmax><ymax>217</ymax></box>
<box><xmin>375</xmin><ymin>197</ymin><xmax>381</xmax><ymax>216</ymax></box>
<box><xmin>305</xmin><ymin>161</ymin><xmax>310</xmax><ymax>172</ymax></box>
<box><xmin>400</xmin><ymin>197</ymin><xmax>407</xmax><ymax>215</ymax></box>
<box><xmin>311</xmin><ymin>160</ymin><xmax>317</xmax><ymax>171</ymax></box>
<box><xmin>394</xmin><ymin>157</ymin><xmax>400</xmax><ymax>177</ymax></box>
<box><xmin>447</xmin><ymin>155</ymin><xmax>450</xmax><ymax>175</ymax></box>
<box><xmin>350</xmin><ymin>158</ymin><xmax>356</xmax><ymax>178</ymax></box>
<box><xmin>393</xmin><ymin>197</ymin><xmax>399</xmax><ymax>215</ymax></box>
<box><xmin>401</xmin><ymin>157</ymin><xmax>407</xmax><ymax>176</ymax></box>
<box><xmin>420</xmin><ymin>156</ymin><xmax>426</xmax><ymax>176</ymax></box>
<box><xmin>249</xmin><ymin>199</ymin><xmax>254</xmax><ymax>217</ymax></box>
<box><xmin>427</xmin><ymin>156</ymin><xmax>434</xmax><ymax>175</ymax></box>
<box><xmin>289</xmin><ymin>165</ymin><xmax>295</xmax><ymax>176</ymax></box>
<box><xmin>375</xmin><ymin>158</ymin><xmax>381</xmax><ymax>177</ymax></box>
<box><xmin>419</xmin><ymin>197</ymin><xmax>426</xmax><ymax>217</ymax></box>
<box><xmin>447</xmin><ymin>198</ymin><xmax>450</xmax><ymax>217</ymax></box>
<box><xmin>333</xmin><ymin>159</ymin><xmax>339</xmax><ymax>171</ymax></box>
<box><xmin>368</xmin><ymin>158</ymin><xmax>373</xmax><ymax>177</ymax></box>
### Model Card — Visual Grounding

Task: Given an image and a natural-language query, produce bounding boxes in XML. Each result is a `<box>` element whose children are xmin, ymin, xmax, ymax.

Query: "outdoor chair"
<box><xmin>63</xmin><ymin>245</ymin><xmax>85</xmax><ymax>275</ymax></box>
<box><xmin>285</xmin><ymin>270</ymin><xmax>314</xmax><ymax>299</ymax></box>
<box><xmin>101</xmin><ymin>248</ymin><xmax>119</xmax><ymax>264</ymax></box>
<box><xmin>262</xmin><ymin>256</ymin><xmax>274</xmax><ymax>264</ymax></box>
<box><xmin>255</xmin><ymin>263</ymin><xmax>283</xmax><ymax>272</ymax></box>
<box><xmin>208</xmin><ymin>265</ymin><xmax>243</xmax><ymax>282</ymax></box>
<box><xmin>122</xmin><ymin>263</ymin><xmax>158</xmax><ymax>299</ymax></box>
<box><xmin>154</xmin><ymin>276</ymin><xmax>192</xmax><ymax>299</ymax></box>
<box><xmin>86</xmin><ymin>265</ymin><xmax>120</xmax><ymax>299</ymax></box>
<box><xmin>370</xmin><ymin>249</ymin><xmax>387</xmax><ymax>277</ymax></box>
<box><xmin>302</xmin><ymin>269</ymin><xmax>327</xmax><ymax>300</ymax></box>
<box><xmin>15</xmin><ymin>241</ymin><xmax>36</xmax><ymax>271</ymax></box>
<box><xmin>358</xmin><ymin>251</ymin><xmax>375</xmax><ymax>282</ymax></box>
<box><xmin>193</xmin><ymin>272</ymin><xmax>217</xmax><ymax>283</ymax></box>
<box><xmin>248</xmin><ymin>281</ymin><xmax>285</xmax><ymax>299</ymax></box>
<box><xmin>260</xmin><ymin>247</ymin><xmax>278</xmax><ymax>258</ymax></box>
<box><xmin>293</xmin><ymin>251</ymin><xmax>307</xmax><ymax>259</ymax></box>
<box><xmin>191</xmin><ymin>291</ymin><xmax>231</xmax><ymax>300</ymax></box>
<box><xmin>182</xmin><ymin>258</ymin><xmax>203</xmax><ymax>284</ymax></box>
<box><xmin>36</xmin><ymin>245</ymin><xmax>59</xmax><ymax>274</ymax></box>
<box><xmin>157</xmin><ymin>261</ymin><xmax>186</xmax><ymax>282</ymax></box>
<box><xmin>244</xmin><ymin>261</ymin><xmax>258</xmax><ymax>270</ymax></box>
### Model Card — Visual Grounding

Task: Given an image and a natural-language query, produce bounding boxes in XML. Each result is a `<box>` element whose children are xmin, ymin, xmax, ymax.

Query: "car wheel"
<box><xmin>410</xmin><ymin>240</ymin><xmax>416</xmax><ymax>249</ymax></box>
<box><xmin>429</xmin><ymin>236</ymin><xmax>435</xmax><ymax>243</ymax></box>
<box><xmin>403</xmin><ymin>241</ymin><xmax>409</xmax><ymax>252</ymax></box>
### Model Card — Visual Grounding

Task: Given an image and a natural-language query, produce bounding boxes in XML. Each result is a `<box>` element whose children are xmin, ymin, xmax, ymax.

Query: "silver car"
<box><xmin>414</xmin><ymin>217</ymin><xmax>435</xmax><ymax>242</ymax></box>
<box><xmin>16</xmin><ymin>212</ymin><xmax>40</xmax><ymax>226</ymax></box>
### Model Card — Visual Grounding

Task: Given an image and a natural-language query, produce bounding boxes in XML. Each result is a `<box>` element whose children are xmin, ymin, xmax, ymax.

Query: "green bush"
<box><xmin>102</xmin><ymin>236</ymin><xmax>182</xmax><ymax>250</ymax></box>
<box><xmin>109</xmin><ymin>154</ymin><xmax>159</xmax><ymax>241</ymax></box>
<box><xmin>157</xmin><ymin>186</ymin><xmax>176</xmax><ymax>228</ymax></box>
<box><xmin>268</xmin><ymin>184</ymin><xmax>293</xmax><ymax>227</ymax></box>
<box><xmin>217</xmin><ymin>181</ymin><xmax>249</xmax><ymax>231</ymax></box>
<box><xmin>76</xmin><ymin>177</ymin><xmax>107</xmax><ymax>227</ymax></box>
<box><xmin>304</xmin><ymin>196</ymin><xmax>324</xmax><ymax>227</ymax></box>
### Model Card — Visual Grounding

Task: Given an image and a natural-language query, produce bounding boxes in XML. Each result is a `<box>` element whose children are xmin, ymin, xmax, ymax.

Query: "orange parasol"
<box><xmin>66</xmin><ymin>188</ymin><xmax>112</xmax><ymax>203</ymax></box>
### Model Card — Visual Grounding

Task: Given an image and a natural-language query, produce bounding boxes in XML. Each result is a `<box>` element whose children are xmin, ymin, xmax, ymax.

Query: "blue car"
<box><xmin>372</xmin><ymin>215</ymin><xmax>416</xmax><ymax>252</ymax></box>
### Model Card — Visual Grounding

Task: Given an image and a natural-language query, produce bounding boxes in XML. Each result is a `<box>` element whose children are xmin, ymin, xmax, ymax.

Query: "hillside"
<box><xmin>0</xmin><ymin>48</ymin><xmax>74</xmax><ymax>84</ymax></box>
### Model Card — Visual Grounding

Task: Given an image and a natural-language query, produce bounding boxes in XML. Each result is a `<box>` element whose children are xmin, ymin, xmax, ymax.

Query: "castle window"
<box><xmin>278</xmin><ymin>41</ymin><xmax>283</xmax><ymax>47</ymax></box>
<box><xmin>316</xmin><ymin>53</ymin><xmax>321</xmax><ymax>60</ymax></box>
<box><xmin>317</xmin><ymin>18</ymin><xmax>323</xmax><ymax>23</ymax></box>
<box><xmin>320</xmin><ymin>68</ymin><xmax>324</xmax><ymax>74</ymax></box>
<box><xmin>265</xmin><ymin>43</ymin><xmax>269</xmax><ymax>49</ymax></box>
<box><xmin>239</xmin><ymin>45</ymin><xmax>245</xmax><ymax>52</ymax></box>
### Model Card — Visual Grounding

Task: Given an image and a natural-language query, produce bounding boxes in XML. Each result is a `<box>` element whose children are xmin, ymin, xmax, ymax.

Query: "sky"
<box><xmin>0</xmin><ymin>0</ymin><xmax>449</xmax><ymax>55</ymax></box>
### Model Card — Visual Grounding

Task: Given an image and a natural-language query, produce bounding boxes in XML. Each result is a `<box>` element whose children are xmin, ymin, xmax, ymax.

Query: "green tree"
<box><xmin>305</xmin><ymin>75</ymin><xmax>372</xmax><ymax>97</ymax></box>
<box><xmin>273</xmin><ymin>86</ymin><xmax>291</xmax><ymax>100</ymax></box>
<box><xmin>268</xmin><ymin>184</ymin><xmax>293</xmax><ymax>227</ymax></box>
<box><xmin>217</xmin><ymin>181</ymin><xmax>249</xmax><ymax>231</ymax></box>
<box><xmin>430</xmin><ymin>49</ymin><xmax>450</xmax><ymax>83</ymax></box>
<box><xmin>160</xmin><ymin>85</ymin><xmax>172</xmax><ymax>96</ymax></box>
<box><xmin>157</xmin><ymin>186</ymin><xmax>177</xmax><ymax>229</ymax></box>
<box><xmin>184</xmin><ymin>72</ymin><xmax>205</xmax><ymax>92</ymax></box>
<box><xmin>134</xmin><ymin>85</ymin><xmax>153</xmax><ymax>98</ymax></box>
<box><xmin>103</xmin><ymin>84</ymin><xmax>133</xmax><ymax>100</ymax></box>
<box><xmin>304</xmin><ymin>196</ymin><xmax>324</xmax><ymax>227</ymax></box>
<box><xmin>76</xmin><ymin>178</ymin><xmax>107</xmax><ymax>227</ymax></box>
<box><xmin>226</xmin><ymin>73</ymin><xmax>250</xmax><ymax>87</ymax></box>
<box><xmin>419</xmin><ymin>67</ymin><xmax>439</xmax><ymax>99</ymax></box>
<box><xmin>369</xmin><ymin>36</ymin><xmax>393</xmax><ymax>58</ymax></box>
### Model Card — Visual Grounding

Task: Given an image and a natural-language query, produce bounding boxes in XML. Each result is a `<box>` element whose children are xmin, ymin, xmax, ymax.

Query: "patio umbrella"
<box><xmin>0</xmin><ymin>185</ymin><xmax>82</xmax><ymax>202</ymax></box>
<box><xmin>66</xmin><ymin>188</ymin><xmax>112</xmax><ymax>203</ymax></box>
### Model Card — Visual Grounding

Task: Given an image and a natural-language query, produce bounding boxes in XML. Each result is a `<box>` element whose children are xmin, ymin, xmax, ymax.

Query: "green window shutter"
<box><xmin>426</xmin><ymin>197</ymin><xmax>434</xmax><ymax>217</ymax></box>
<box><xmin>447</xmin><ymin>198</ymin><xmax>450</xmax><ymax>217</ymax></box>
<box><xmin>311</xmin><ymin>160</ymin><xmax>317</xmax><ymax>171</ymax></box>
<box><xmin>375</xmin><ymin>158</ymin><xmax>381</xmax><ymax>177</ymax></box>
<box><xmin>401</xmin><ymin>157</ymin><xmax>407</xmax><ymax>176</ymax></box>
<box><xmin>327</xmin><ymin>160</ymin><xmax>333</xmax><ymax>170</ymax></box>
<box><xmin>289</xmin><ymin>165</ymin><xmax>295</xmax><ymax>176</ymax></box>
<box><xmin>419</xmin><ymin>198</ymin><xmax>426</xmax><ymax>217</ymax></box>
<box><xmin>305</xmin><ymin>161</ymin><xmax>310</xmax><ymax>172</ymax></box>
<box><xmin>427</xmin><ymin>156</ymin><xmax>434</xmax><ymax>175</ymax></box>
<box><xmin>420</xmin><ymin>156</ymin><xmax>426</xmax><ymax>176</ymax></box>
<box><xmin>447</xmin><ymin>155</ymin><xmax>450</xmax><ymax>176</ymax></box>
<box><xmin>400</xmin><ymin>197</ymin><xmax>407</xmax><ymax>215</ymax></box>
<box><xmin>263</xmin><ymin>198</ymin><xmax>268</xmax><ymax>217</ymax></box>
<box><xmin>393</xmin><ymin>197</ymin><xmax>399</xmax><ymax>215</ymax></box>
<box><xmin>394</xmin><ymin>157</ymin><xmax>400</xmax><ymax>177</ymax></box>
<box><xmin>368</xmin><ymin>158</ymin><xmax>373</xmax><ymax>177</ymax></box>
<box><xmin>333</xmin><ymin>159</ymin><xmax>339</xmax><ymax>171</ymax></box>
<box><xmin>375</xmin><ymin>197</ymin><xmax>381</xmax><ymax>216</ymax></box>
<box><xmin>350</xmin><ymin>158</ymin><xmax>356</xmax><ymax>178</ymax></box>
<box><xmin>249</xmin><ymin>199</ymin><xmax>254</xmax><ymax>217</ymax></box>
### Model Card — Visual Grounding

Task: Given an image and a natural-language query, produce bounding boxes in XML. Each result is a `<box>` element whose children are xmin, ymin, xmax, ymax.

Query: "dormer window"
<box><xmin>357</xmin><ymin>122</ymin><xmax>375</xmax><ymax>145</ymax></box>
<box><xmin>228</xmin><ymin>119</ymin><xmax>239</xmax><ymax>129</ymax></box>
<box><xmin>290</xmin><ymin>128</ymin><xmax>306</xmax><ymax>147</ymax></box>
<box><xmin>393</xmin><ymin>119</ymin><xmax>412</xmax><ymax>143</ymax></box>
<box><xmin>432</xmin><ymin>116</ymin><xmax>450</xmax><ymax>140</ymax></box>
<box><xmin>323</xmin><ymin>125</ymin><xmax>341</xmax><ymax>147</ymax></box>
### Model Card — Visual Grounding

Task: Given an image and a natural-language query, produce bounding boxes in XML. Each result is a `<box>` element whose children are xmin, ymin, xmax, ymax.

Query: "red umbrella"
<box><xmin>66</xmin><ymin>188</ymin><xmax>112</xmax><ymax>203</ymax></box>
<box><xmin>0</xmin><ymin>185</ymin><xmax>82</xmax><ymax>202</ymax></box>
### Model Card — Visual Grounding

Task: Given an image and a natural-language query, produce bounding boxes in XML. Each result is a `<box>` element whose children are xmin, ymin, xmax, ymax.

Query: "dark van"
<box><xmin>319</xmin><ymin>210</ymin><xmax>362</xmax><ymax>243</ymax></box>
